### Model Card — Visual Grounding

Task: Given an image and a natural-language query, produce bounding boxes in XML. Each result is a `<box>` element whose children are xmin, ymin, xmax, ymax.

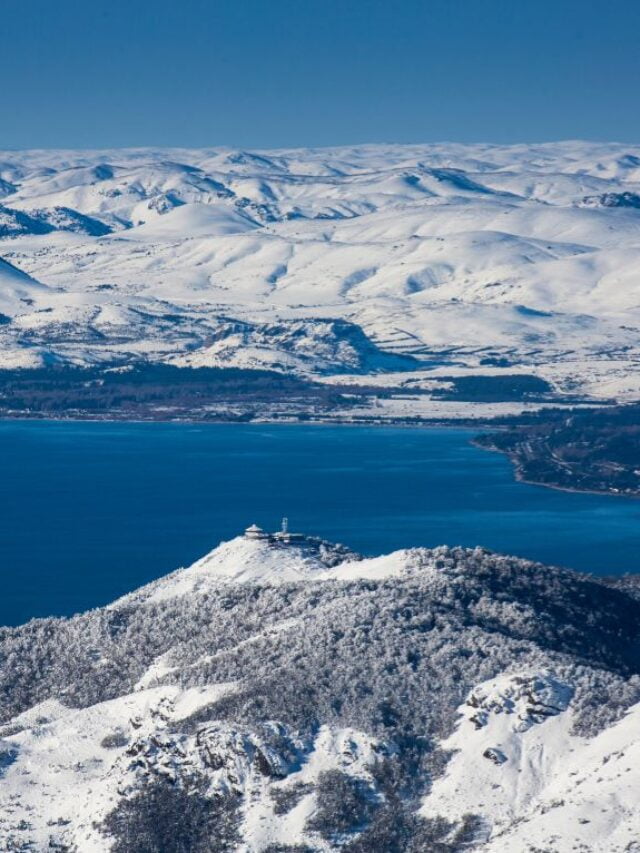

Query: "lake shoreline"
<box><xmin>1</xmin><ymin>410</ymin><xmax>633</xmax><ymax>501</ymax></box>
<box><xmin>470</xmin><ymin>438</ymin><xmax>640</xmax><ymax>501</ymax></box>
<box><xmin>0</xmin><ymin>410</ymin><xmax>496</xmax><ymax>429</ymax></box>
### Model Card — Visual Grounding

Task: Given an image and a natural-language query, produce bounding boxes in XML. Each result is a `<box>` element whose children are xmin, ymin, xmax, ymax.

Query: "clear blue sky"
<box><xmin>2</xmin><ymin>0</ymin><xmax>639</xmax><ymax>149</ymax></box>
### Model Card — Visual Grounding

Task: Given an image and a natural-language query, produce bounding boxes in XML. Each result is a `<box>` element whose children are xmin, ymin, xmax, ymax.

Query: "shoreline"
<box><xmin>471</xmin><ymin>438</ymin><xmax>640</xmax><ymax>501</ymax></box>
<box><xmin>0</xmin><ymin>413</ymin><xmax>638</xmax><ymax>626</ymax></box>
<box><xmin>1</xmin><ymin>411</ymin><xmax>637</xmax><ymax>501</ymax></box>
<box><xmin>0</xmin><ymin>410</ymin><xmax>499</xmax><ymax>430</ymax></box>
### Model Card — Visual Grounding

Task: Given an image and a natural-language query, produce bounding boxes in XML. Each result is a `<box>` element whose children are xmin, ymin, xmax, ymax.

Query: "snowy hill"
<box><xmin>0</xmin><ymin>142</ymin><xmax>640</xmax><ymax>407</ymax></box>
<box><xmin>1</xmin><ymin>530</ymin><xmax>639</xmax><ymax>850</ymax></box>
<box><xmin>0</xmin><ymin>256</ymin><xmax>49</xmax><ymax>321</ymax></box>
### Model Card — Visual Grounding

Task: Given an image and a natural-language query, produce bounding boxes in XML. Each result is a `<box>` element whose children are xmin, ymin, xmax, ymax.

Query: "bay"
<box><xmin>0</xmin><ymin>420</ymin><xmax>638</xmax><ymax>626</ymax></box>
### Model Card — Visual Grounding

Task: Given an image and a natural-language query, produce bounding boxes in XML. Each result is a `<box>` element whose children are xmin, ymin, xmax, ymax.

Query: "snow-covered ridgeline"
<box><xmin>0</xmin><ymin>142</ymin><xmax>639</xmax><ymax>401</ymax></box>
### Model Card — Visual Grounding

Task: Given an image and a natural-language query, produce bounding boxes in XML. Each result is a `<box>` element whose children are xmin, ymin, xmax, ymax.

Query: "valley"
<box><xmin>3</xmin><ymin>4</ymin><xmax>639</xmax><ymax>852</ymax></box>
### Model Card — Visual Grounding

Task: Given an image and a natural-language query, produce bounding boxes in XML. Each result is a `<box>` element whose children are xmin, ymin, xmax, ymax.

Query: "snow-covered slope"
<box><xmin>423</xmin><ymin>672</ymin><xmax>640</xmax><ymax>852</ymax></box>
<box><xmin>0</xmin><ymin>256</ymin><xmax>49</xmax><ymax>319</ymax></box>
<box><xmin>1</xmin><ymin>531</ymin><xmax>639</xmax><ymax>850</ymax></box>
<box><xmin>123</xmin><ymin>534</ymin><xmax>362</xmax><ymax>603</ymax></box>
<box><xmin>1</xmin><ymin>142</ymin><xmax>640</xmax><ymax>404</ymax></box>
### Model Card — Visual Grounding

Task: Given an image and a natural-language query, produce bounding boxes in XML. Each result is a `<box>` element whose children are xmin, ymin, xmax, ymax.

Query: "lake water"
<box><xmin>0</xmin><ymin>420</ymin><xmax>638</xmax><ymax>626</ymax></box>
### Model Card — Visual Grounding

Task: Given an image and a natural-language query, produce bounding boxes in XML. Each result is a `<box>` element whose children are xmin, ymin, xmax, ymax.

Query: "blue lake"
<box><xmin>0</xmin><ymin>420</ymin><xmax>638</xmax><ymax>626</ymax></box>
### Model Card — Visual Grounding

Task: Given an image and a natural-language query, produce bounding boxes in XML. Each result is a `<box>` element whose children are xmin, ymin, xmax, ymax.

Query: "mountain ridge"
<box><xmin>0</xmin><ymin>531</ymin><xmax>638</xmax><ymax>851</ymax></box>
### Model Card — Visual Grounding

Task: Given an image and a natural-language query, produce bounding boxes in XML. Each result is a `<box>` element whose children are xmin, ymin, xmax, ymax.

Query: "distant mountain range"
<box><xmin>0</xmin><ymin>142</ymin><xmax>639</xmax><ymax>413</ymax></box>
<box><xmin>1</xmin><ymin>530</ymin><xmax>638</xmax><ymax>850</ymax></box>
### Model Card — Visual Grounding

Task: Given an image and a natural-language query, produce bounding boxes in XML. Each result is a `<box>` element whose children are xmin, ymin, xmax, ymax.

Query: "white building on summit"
<box><xmin>244</xmin><ymin>519</ymin><xmax>306</xmax><ymax>543</ymax></box>
<box><xmin>244</xmin><ymin>523</ymin><xmax>269</xmax><ymax>541</ymax></box>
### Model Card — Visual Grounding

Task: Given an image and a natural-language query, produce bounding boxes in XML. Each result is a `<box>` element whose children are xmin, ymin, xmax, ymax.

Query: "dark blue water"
<box><xmin>0</xmin><ymin>420</ymin><xmax>638</xmax><ymax>626</ymax></box>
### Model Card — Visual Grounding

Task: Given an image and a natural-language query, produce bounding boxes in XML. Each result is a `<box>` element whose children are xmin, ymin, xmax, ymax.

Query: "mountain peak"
<box><xmin>1</xmin><ymin>534</ymin><xmax>639</xmax><ymax>850</ymax></box>
<box><xmin>122</xmin><ymin>529</ymin><xmax>361</xmax><ymax>605</ymax></box>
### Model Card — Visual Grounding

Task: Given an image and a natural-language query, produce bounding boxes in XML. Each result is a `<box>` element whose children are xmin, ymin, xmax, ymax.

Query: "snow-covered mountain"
<box><xmin>1</xmin><ymin>528</ymin><xmax>639</xmax><ymax>851</ymax></box>
<box><xmin>1</xmin><ymin>142</ymin><xmax>640</xmax><ymax>405</ymax></box>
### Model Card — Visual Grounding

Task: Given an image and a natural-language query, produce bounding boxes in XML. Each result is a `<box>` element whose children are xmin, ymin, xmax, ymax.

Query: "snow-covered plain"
<box><xmin>1</xmin><ymin>142</ymin><xmax>640</xmax><ymax>406</ymax></box>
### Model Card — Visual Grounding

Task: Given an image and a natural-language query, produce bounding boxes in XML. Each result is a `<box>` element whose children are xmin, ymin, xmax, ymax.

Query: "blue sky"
<box><xmin>2</xmin><ymin>0</ymin><xmax>639</xmax><ymax>149</ymax></box>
